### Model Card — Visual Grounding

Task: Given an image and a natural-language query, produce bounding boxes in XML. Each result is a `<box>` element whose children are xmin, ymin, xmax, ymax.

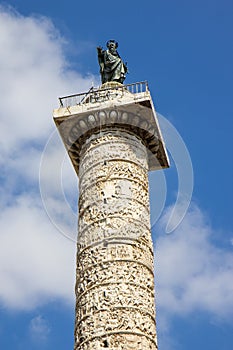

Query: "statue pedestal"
<box><xmin>54</xmin><ymin>82</ymin><xmax>169</xmax><ymax>175</ymax></box>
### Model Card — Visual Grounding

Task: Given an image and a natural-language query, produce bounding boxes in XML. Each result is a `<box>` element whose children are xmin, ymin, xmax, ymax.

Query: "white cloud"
<box><xmin>29</xmin><ymin>315</ymin><xmax>50</xmax><ymax>342</ymax></box>
<box><xmin>0</xmin><ymin>6</ymin><xmax>93</xmax><ymax>310</ymax></box>
<box><xmin>0</xmin><ymin>194</ymin><xmax>76</xmax><ymax>309</ymax></box>
<box><xmin>155</xmin><ymin>205</ymin><xmax>233</xmax><ymax>350</ymax></box>
<box><xmin>0</xmin><ymin>6</ymin><xmax>97</xmax><ymax>152</ymax></box>
<box><xmin>39</xmin><ymin>130</ymin><xmax>78</xmax><ymax>241</ymax></box>
<box><xmin>155</xmin><ymin>204</ymin><xmax>233</xmax><ymax>320</ymax></box>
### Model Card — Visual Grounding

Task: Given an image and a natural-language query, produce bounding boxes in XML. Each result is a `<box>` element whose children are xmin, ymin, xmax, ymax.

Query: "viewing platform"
<box><xmin>53</xmin><ymin>81</ymin><xmax>170</xmax><ymax>174</ymax></box>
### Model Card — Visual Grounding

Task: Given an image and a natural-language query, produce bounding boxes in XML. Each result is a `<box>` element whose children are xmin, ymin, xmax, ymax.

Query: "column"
<box><xmin>74</xmin><ymin>126</ymin><xmax>157</xmax><ymax>350</ymax></box>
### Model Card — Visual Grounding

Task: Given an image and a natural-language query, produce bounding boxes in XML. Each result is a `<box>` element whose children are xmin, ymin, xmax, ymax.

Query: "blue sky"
<box><xmin>0</xmin><ymin>1</ymin><xmax>232</xmax><ymax>349</ymax></box>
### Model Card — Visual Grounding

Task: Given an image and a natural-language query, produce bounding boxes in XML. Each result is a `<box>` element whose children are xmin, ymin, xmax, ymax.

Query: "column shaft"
<box><xmin>74</xmin><ymin>127</ymin><xmax>157</xmax><ymax>350</ymax></box>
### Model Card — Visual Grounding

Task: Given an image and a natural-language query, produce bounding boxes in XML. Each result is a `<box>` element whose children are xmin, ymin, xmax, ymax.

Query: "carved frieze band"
<box><xmin>79</xmin><ymin>130</ymin><xmax>148</xmax><ymax>177</ymax></box>
<box><xmin>75</xmin><ymin>308</ymin><xmax>157</xmax><ymax>349</ymax></box>
<box><xmin>77</xmin><ymin>240</ymin><xmax>154</xmax><ymax>271</ymax></box>
<box><xmin>75</xmin><ymin>332</ymin><xmax>157</xmax><ymax>350</ymax></box>
<box><xmin>77</xmin><ymin>220</ymin><xmax>152</xmax><ymax>250</ymax></box>
<box><xmin>76</xmin><ymin>259</ymin><xmax>155</xmax><ymax>295</ymax></box>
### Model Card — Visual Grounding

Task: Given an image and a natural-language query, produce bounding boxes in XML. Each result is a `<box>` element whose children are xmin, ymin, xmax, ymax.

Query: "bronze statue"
<box><xmin>97</xmin><ymin>40</ymin><xmax>128</xmax><ymax>84</ymax></box>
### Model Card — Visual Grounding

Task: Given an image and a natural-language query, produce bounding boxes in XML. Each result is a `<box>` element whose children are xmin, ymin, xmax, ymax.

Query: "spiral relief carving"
<box><xmin>75</xmin><ymin>128</ymin><xmax>158</xmax><ymax>349</ymax></box>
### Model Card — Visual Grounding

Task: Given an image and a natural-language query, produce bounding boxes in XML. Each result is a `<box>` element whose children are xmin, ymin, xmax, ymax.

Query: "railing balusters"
<box><xmin>59</xmin><ymin>81</ymin><xmax>149</xmax><ymax>107</ymax></box>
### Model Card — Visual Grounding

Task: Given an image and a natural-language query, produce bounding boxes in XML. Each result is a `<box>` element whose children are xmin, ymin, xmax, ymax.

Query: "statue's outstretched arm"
<box><xmin>97</xmin><ymin>47</ymin><xmax>105</xmax><ymax>73</ymax></box>
<box><xmin>97</xmin><ymin>46</ymin><xmax>104</xmax><ymax>56</ymax></box>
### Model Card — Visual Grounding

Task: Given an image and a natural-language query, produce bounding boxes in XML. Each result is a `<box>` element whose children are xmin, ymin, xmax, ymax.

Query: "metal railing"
<box><xmin>59</xmin><ymin>81</ymin><xmax>149</xmax><ymax>108</ymax></box>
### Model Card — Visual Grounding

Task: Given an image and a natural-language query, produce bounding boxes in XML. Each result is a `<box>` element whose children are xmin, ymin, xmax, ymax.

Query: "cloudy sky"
<box><xmin>0</xmin><ymin>1</ymin><xmax>232</xmax><ymax>349</ymax></box>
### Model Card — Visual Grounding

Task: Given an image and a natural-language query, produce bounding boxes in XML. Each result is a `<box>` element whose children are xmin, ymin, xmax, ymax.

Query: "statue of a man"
<box><xmin>97</xmin><ymin>40</ymin><xmax>128</xmax><ymax>84</ymax></box>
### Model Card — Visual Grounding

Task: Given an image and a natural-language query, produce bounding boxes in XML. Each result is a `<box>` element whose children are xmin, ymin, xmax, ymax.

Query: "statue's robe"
<box><xmin>98</xmin><ymin>49</ymin><xmax>127</xmax><ymax>84</ymax></box>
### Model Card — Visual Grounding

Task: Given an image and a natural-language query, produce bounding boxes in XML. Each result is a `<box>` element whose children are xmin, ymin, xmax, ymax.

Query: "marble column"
<box><xmin>53</xmin><ymin>82</ymin><xmax>169</xmax><ymax>350</ymax></box>
<box><xmin>75</xmin><ymin>127</ymin><xmax>157</xmax><ymax>350</ymax></box>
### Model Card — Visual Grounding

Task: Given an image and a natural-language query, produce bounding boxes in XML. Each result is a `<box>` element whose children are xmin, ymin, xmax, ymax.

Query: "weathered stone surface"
<box><xmin>75</xmin><ymin>129</ymin><xmax>157</xmax><ymax>350</ymax></box>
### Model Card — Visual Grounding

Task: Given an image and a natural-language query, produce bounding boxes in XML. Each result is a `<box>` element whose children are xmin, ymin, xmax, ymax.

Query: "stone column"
<box><xmin>74</xmin><ymin>127</ymin><xmax>157</xmax><ymax>350</ymax></box>
<box><xmin>53</xmin><ymin>82</ymin><xmax>169</xmax><ymax>350</ymax></box>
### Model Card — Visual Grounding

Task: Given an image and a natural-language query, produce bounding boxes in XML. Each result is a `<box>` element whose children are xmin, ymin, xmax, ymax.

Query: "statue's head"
<box><xmin>106</xmin><ymin>40</ymin><xmax>118</xmax><ymax>51</ymax></box>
